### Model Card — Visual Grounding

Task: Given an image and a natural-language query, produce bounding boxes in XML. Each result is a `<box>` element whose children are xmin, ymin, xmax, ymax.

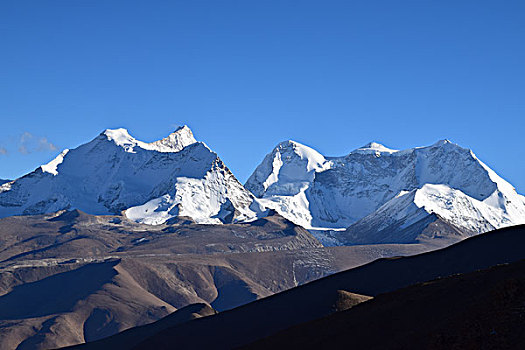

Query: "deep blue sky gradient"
<box><xmin>1</xmin><ymin>1</ymin><xmax>524</xmax><ymax>191</ymax></box>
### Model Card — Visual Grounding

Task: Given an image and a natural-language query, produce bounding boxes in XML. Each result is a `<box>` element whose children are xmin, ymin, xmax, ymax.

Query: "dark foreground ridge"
<box><xmin>246</xmin><ymin>258</ymin><xmax>525</xmax><ymax>350</ymax></box>
<box><xmin>76</xmin><ymin>224</ymin><xmax>525</xmax><ymax>349</ymax></box>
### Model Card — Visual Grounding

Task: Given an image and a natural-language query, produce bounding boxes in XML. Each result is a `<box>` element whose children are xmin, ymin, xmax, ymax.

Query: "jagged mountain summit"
<box><xmin>2</xmin><ymin>127</ymin><xmax>524</xmax><ymax>244</ymax></box>
<box><xmin>246</xmin><ymin>139</ymin><xmax>525</xmax><ymax>244</ymax></box>
<box><xmin>0</xmin><ymin>126</ymin><xmax>265</xmax><ymax>224</ymax></box>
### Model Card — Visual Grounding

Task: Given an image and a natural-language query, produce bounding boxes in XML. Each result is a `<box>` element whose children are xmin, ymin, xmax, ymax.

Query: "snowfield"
<box><xmin>1</xmin><ymin>127</ymin><xmax>524</xmax><ymax>245</ymax></box>
<box><xmin>246</xmin><ymin>139</ymin><xmax>525</xmax><ymax>242</ymax></box>
<box><xmin>0</xmin><ymin>126</ymin><xmax>265</xmax><ymax>224</ymax></box>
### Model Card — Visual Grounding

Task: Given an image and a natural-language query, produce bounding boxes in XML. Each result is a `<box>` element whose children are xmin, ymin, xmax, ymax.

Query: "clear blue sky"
<box><xmin>1</xmin><ymin>1</ymin><xmax>524</xmax><ymax>192</ymax></box>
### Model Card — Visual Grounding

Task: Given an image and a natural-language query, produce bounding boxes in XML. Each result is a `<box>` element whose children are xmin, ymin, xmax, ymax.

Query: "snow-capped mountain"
<box><xmin>2</xmin><ymin>127</ymin><xmax>524</xmax><ymax>244</ymax></box>
<box><xmin>246</xmin><ymin>139</ymin><xmax>525</xmax><ymax>243</ymax></box>
<box><xmin>0</xmin><ymin>126</ymin><xmax>265</xmax><ymax>224</ymax></box>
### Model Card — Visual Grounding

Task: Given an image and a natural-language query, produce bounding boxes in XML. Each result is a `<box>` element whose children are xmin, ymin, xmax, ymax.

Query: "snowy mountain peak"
<box><xmin>277</xmin><ymin>139</ymin><xmax>296</xmax><ymax>147</ymax></box>
<box><xmin>0</xmin><ymin>126</ymin><xmax>264</xmax><ymax>225</ymax></box>
<box><xmin>342</xmin><ymin>182</ymin><xmax>525</xmax><ymax>245</ymax></box>
<box><xmin>101</xmin><ymin>126</ymin><xmax>197</xmax><ymax>153</ymax></box>
<box><xmin>352</xmin><ymin>142</ymin><xmax>399</xmax><ymax>155</ymax></box>
<box><xmin>175</xmin><ymin>125</ymin><xmax>190</xmax><ymax>132</ymax></box>
<box><xmin>364</xmin><ymin>141</ymin><xmax>388</xmax><ymax>149</ymax></box>
<box><xmin>432</xmin><ymin>139</ymin><xmax>452</xmax><ymax>146</ymax></box>
<box><xmin>276</xmin><ymin>140</ymin><xmax>328</xmax><ymax>171</ymax></box>
<box><xmin>248</xmin><ymin>139</ymin><xmax>525</xmax><ymax>238</ymax></box>
<box><xmin>149</xmin><ymin>125</ymin><xmax>197</xmax><ymax>153</ymax></box>
<box><xmin>245</xmin><ymin>140</ymin><xmax>329</xmax><ymax>197</ymax></box>
<box><xmin>102</xmin><ymin>128</ymin><xmax>137</xmax><ymax>150</ymax></box>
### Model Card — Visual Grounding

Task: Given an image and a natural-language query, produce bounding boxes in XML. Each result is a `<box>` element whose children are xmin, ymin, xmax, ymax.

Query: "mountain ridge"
<box><xmin>1</xmin><ymin>127</ymin><xmax>524</xmax><ymax>246</ymax></box>
<box><xmin>246</xmin><ymin>138</ymin><xmax>525</xmax><ymax>244</ymax></box>
<box><xmin>0</xmin><ymin>126</ymin><xmax>265</xmax><ymax>225</ymax></box>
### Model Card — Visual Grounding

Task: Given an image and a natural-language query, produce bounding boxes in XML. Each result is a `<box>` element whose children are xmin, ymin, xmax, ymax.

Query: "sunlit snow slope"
<box><xmin>0</xmin><ymin>126</ymin><xmax>264</xmax><ymax>224</ymax></box>
<box><xmin>246</xmin><ymin>140</ymin><xmax>525</xmax><ymax>243</ymax></box>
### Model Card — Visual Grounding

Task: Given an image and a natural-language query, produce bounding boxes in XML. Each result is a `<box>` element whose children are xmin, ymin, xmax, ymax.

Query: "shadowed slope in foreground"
<box><xmin>246</xmin><ymin>259</ymin><xmax>525</xmax><ymax>349</ymax></box>
<box><xmin>68</xmin><ymin>303</ymin><xmax>216</xmax><ymax>350</ymax></box>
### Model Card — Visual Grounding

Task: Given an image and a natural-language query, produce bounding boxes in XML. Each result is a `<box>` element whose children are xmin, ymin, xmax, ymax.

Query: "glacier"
<box><xmin>0</xmin><ymin>126</ymin><xmax>265</xmax><ymax>224</ymax></box>
<box><xmin>246</xmin><ymin>139</ymin><xmax>525</xmax><ymax>243</ymax></box>
<box><xmin>1</xmin><ymin>126</ymin><xmax>524</xmax><ymax>245</ymax></box>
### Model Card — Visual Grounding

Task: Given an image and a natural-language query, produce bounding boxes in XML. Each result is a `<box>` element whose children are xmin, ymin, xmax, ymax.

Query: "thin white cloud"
<box><xmin>18</xmin><ymin>145</ymin><xmax>29</xmax><ymax>154</ymax></box>
<box><xmin>38</xmin><ymin>137</ymin><xmax>57</xmax><ymax>151</ymax></box>
<box><xmin>20</xmin><ymin>131</ymin><xmax>33</xmax><ymax>143</ymax></box>
<box><xmin>15</xmin><ymin>132</ymin><xmax>58</xmax><ymax>154</ymax></box>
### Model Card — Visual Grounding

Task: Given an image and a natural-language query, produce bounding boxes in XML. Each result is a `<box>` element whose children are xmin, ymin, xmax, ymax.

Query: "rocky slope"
<box><xmin>0</xmin><ymin>211</ymin><xmax>433</xmax><ymax>349</ymax></box>
<box><xmin>247</xmin><ymin>140</ymin><xmax>525</xmax><ymax>244</ymax></box>
<box><xmin>106</xmin><ymin>224</ymin><xmax>525</xmax><ymax>350</ymax></box>
<box><xmin>0</xmin><ymin>126</ymin><xmax>265</xmax><ymax>225</ymax></box>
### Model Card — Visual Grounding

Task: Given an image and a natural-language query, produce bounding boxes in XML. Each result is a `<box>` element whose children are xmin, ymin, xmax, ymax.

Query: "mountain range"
<box><xmin>247</xmin><ymin>138</ymin><xmax>525</xmax><ymax>244</ymax></box>
<box><xmin>1</xmin><ymin>126</ymin><xmax>524</xmax><ymax>246</ymax></box>
<box><xmin>1</xmin><ymin>126</ymin><xmax>524</xmax><ymax>349</ymax></box>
